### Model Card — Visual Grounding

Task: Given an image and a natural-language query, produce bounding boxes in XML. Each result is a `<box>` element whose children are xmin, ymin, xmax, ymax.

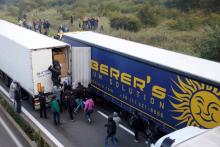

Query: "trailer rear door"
<box><xmin>71</xmin><ymin>47</ymin><xmax>91</xmax><ymax>88</ymax></box>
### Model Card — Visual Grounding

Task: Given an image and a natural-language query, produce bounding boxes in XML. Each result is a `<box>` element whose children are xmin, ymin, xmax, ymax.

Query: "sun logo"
<box><xmin>170</xmin><ymin>76</ymin><xmax>220</xmax><ymax>128</ymax></box>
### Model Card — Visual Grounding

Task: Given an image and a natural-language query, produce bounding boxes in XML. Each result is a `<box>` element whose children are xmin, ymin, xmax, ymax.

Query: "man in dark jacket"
<box><xmin>68</xmin><ymin>90</ymin><xmax>76</xmax><ymax>120</ymax></box>
<box><xmin>48</xmin><ymin>61</ymin><xmax>62</xmax><ymax>87</ymax></box>
<box><xmin>131</xmin><ymin>111</ymin><xmax>142</xmax><ymax>142</ymax></box>
<box><xmin>39</xmin><ymin>91</ymin><xmax>47</xmax><ymax>118</ymax></box>
<box><xmin>104</xmin><ymin>116</ymin><xmax>118</xmax><ymax>147</ymax></box>
<box><xmin>14</xmin><ymin>83</ymin><xmax>22</xmax><ymax>113</ymax></box>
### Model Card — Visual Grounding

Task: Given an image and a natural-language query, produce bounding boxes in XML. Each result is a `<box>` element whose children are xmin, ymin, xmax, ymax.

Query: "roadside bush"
<box><xmin>198</xmin><ymin>27</ymin><xmax>220</xmax><ymax>62</ymax></box>
<box><xmin>202</xmin><ymin>13</ymin><xmax>220</xmax><ymax>29</ymax></box>
<box><xmin>7</xmin><ymin>5</ymin><xmax>20</xmax><ymax>16</ymax></box>
<box><xmin>110</xmin><ymin>13</ymin><xmax>141</xmax><ymax>32</ymax></box>
<box><xmin>165</xmin><ymin>16</ymin><xmax>196</xmax><ymax>31</ymax></box>
<box><xmin>137</xmin><ymin>4</ymin><xmax>159</xmax><ymax>27</ymax></box>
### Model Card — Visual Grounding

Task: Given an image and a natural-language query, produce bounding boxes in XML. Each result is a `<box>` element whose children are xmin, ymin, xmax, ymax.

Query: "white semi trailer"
<box><xmin>0</xmin><ymin>20</ymin><xmax>90</xmax><ymax>109</ymax></box>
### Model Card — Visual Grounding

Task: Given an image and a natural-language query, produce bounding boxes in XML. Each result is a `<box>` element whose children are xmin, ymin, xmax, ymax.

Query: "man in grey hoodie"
<box><xmin>52</xmin><ymin>85</ymin><xmax>64</xmax><ymax>112</ymax></box>
<box><xmin>113</xmin><ymin>112</ymin><xmax>121</xmax><ymax>142</ymax></box>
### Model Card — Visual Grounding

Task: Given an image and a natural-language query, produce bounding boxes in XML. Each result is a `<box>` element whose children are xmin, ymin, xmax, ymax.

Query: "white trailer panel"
<box><xmin>0</xmin><ymin>34</ymin><xmax>33</xmax><ymax>94</ymax></box>
<box><xmin>0</xmin><ymin>20</ymin><xmax>69</xmax><ymax>97</ymax></box>
<box><xmin>31</xmin><ymin>49</ymin><xmax>53</xmax><ymax>96</ymax></box>
<box><xmin>71</xmin><ymin>47</ymin><xmax>91</xmax><ymax>88</ymax></box>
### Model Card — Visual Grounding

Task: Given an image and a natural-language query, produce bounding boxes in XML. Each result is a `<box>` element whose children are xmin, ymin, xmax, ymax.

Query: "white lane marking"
<box><xmin>0</xmin><ymin>86</ymin><xmax>64</xmax><ymax>147</ymax></box>
<box><xmin>0</xmin><ymin>116</ymin><xmax>23</xmax><ymax>147</ymax></box>
<box><xmin>97</xmin><ymin>110</ymin><xmax>135</xmax><ymax>136</ymax></box>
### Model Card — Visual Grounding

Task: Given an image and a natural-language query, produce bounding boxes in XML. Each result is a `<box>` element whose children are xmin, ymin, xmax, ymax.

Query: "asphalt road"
<box><xmin>0</xmin><ymin>80</ymin><xmax>148</xmax><ymax>147</ymax></box>
<box><xmin>0</xmin><ymin>107</ymin><xmax>31</xmax><ymax>147</ymax></box>
<box><xmin>21</xmin><ymin>100</ymin><xmax>147</xmax><ymax>147</ymax></box>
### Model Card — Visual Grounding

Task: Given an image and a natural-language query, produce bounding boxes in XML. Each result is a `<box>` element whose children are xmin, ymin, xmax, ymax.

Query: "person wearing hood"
<box><xmin>9</xmin><ymin>80</ymin><xmax>17</xmax><ymax>109</ymax></box>
<box><xmin>84</xmin><ymin>98</ymin><xmax>94</xmax><ymax>124</ymax></box>
<box><xmin>113</xmin><ymin>112</ymin><xmax>121</xmax><ymax>142</ymax></box>
<box><xmin>104</xmin><ymin>116</ymin><xmax>118</xmax><ymax>147</ymax></box>
<box><xmin>52</xmin><ymin>85</ymin><xmax>64</xmax><ymax>112</ymax></box>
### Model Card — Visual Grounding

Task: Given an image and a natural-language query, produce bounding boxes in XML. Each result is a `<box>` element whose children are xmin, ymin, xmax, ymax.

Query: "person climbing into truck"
<box><xmin>104</xmin><ymin>115</ymin><xmax>118</xmax><ymax>147</ymax></box>
<box><xmin>39</xmin><ymin>90</ymin><xmax>47</xmax><ymax>119</ymax></box>
<box><xmin>130</xmin><ymin>111</ymin><xmax>141</xmax><ymax>142</ymax></box>
<box><xmin>48</xmin><ymin>60</ymin><xmax>62</xmax><ymax>87</ymax></box>
<box><xmin>84</xmin><ymin>97</ymin><xmax>94</xmax><ymax>124</ymax></box>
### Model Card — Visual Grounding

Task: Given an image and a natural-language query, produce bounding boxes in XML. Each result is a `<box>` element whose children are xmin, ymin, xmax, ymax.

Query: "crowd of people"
<box><xmin>9</xmin><ymin>60</ymin><xmax>153</xmax><ymax>147</ymax></box>
<box><xmin>17</xmin><ymin>14</ymin><xmax>103</xmax><ymax>36</ymax></box>
<box><xmin>79</xmin><ymin>17</ymin><xmax>99</xmax><ymax>31</ymax></box>
<box><xmin>18</xmin><ymin>14</ymin><xmax>51</xmax><ymax>35</ymax></box>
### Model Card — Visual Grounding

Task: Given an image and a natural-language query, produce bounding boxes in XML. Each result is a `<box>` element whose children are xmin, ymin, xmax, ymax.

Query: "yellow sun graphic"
<box><xmin>170</xmin><ymin>76</ymin><xmax>220</xmax><ymax>128</ymax></box>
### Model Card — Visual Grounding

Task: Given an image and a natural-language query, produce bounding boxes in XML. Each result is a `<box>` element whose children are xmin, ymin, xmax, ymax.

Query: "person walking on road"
<box><xmin>68</xmin><ymin>90</ymin><xmax>76</xmax><ymax>121</ymax></box>
<box><xmin>84</xmin><ymin>98</ymin><xmax>94</xmax><ymax>124</ymax></box>
<box><xmin>113</xmin><ymin>112</ymin><xmax>121</xmax><ymax>142</ymax></box>
<box><xmin>39</xmin><ymin>91</ymin><xmax>47</xmax><ymax>118</ymax></box>
<box><xmin>104</xmin><ymin>116</ymin><xmax>118</xmax><ymax>147</ymax></box>
<box><xmin>50</xmin><ymin>96</ymin><xmax>60</xmax><ymax>126</ymax></box>
<box><xmin>130</xmin><ymin>111</ymin><xmax>142</xmax><ymax>142</ymax></box>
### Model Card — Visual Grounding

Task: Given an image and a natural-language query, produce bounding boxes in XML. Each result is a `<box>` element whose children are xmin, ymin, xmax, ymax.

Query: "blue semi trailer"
<box><xmin>61</xmin><ymin>31</ymin><xmax>220</xmax><ymax>134</ymax></box>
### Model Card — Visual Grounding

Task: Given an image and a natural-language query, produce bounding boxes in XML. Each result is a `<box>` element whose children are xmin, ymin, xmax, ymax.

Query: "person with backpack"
<box><xmin>131</xmin><ymin>111</ymin><xmax>142</xmax><ymax>142</ymax></box>
<box><xmin>39</xmin><ymin>91</ymin><xmax>47</xmax><ymax>118</ymax></box>
<box><xmin>84</xmin><ymin>98</ymin><xmax>94</xmax><ymax>124</ymax></box>
<box><xmin>104</xmin><ymin>116</ymin><xmax>118</xmax><ymax>147</ymax></box>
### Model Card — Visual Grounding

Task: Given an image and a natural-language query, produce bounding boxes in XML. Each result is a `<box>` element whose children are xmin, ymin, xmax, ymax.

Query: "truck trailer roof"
<box><xmin>64</xmin><ymin>31</ymin><xmax>220</xmax><ymax>85</ymax></box>
<box><xmin>0</xmin><ymin>20</ymin><xmax>67</xmax><ymax>50</ymax></box>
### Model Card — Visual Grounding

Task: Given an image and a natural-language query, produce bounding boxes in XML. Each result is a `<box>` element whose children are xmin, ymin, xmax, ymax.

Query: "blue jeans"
<box><xmin>105</xmin><ymin>134</ymin><xmax>118</xmax><ymax>147</ymax></box>
<box><xmin>74</xmin><ymin>99</ymin><xmax>83</xmax><ymax>112</ymax></box>
<box><xmin>85</xmin><ymin>110</ymin><xmax>93</xmax><ymax>122</ymax></box>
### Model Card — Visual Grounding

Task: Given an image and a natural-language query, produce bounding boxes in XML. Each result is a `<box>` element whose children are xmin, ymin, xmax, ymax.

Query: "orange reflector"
<box><xmin>37</xmin><ymin>83</ymin><xmax>42</xmax><ymax>92</ymax></box>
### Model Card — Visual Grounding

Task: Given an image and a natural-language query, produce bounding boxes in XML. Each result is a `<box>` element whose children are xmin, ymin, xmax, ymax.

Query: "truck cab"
<box><xmin>154</xmin><ymin>126</ymin><xmax>220</xmax><ymax>147</ymax></box>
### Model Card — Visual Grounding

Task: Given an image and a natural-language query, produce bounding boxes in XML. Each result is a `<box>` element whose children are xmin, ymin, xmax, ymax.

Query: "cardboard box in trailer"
<box><xmin>61</xmin><ymin>31</ymin><xmax>220</xmax><ymax>134</ymax></box>
<box><xmin>0</xmin><ymin>20</ymin><xmax>69</xmax><ymax>109</ymax></box>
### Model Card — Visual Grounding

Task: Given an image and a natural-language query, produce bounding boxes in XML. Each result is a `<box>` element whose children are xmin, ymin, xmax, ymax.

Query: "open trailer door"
<box><xmin>71</xmin><ymin>46</ymin><xmax>91</xmax><ymax>88</ymax></box>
